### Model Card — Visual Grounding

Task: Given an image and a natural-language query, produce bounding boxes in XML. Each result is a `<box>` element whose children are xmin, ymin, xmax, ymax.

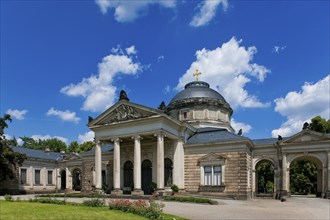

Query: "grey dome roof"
<box><xmin>170</xmin><ymin>81</ymin><xmax>226</xmax><ymax>103</ymax></box>
<box><xmin>167</xmin><ymin>81</ymin><xmax>233</xmax><ymax>115</ymax></box>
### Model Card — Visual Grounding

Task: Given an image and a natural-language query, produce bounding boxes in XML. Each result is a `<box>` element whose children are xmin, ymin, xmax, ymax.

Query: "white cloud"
<box><xmin>126</xmin><ymin>45</ymin><xmax>137</xmax><ymax>55</ymax></box>
<box><xmin>6</xmin><ymin>109</ymin><xmax>28</xmax><ymax>120</ymax></box>
<box><xmin>272</xmin><ymin>45</ymin><xmax>286</xmax><ymax>54</ymax></box>
<box><xmin>78</xmin><ymin>131</ymin><xmax>95</xmax><ymax>144</ymax></box>
<box><xmin>157</xmin><ymin>55</ymin><xmax>165</xmax><ymax>62</ymax></box>
<box><xmin>61</xmin><ymin>45</ymin><xmax>141</xmax><ymax>112</ymax></box>
<box><xmin>190</xmin><ymin>0</ymin><xmax>228</xmax><ymax>27</ymax></box>
<box><xmin>231</xmin><ymin>118</ymin><xmax>252</xmax><ymax>134</ymax></box>
<box><xmin>46</xmin><ymin>107</ymin><xmax>80</xmax><ymax>124</ymax></box>
<box><xmin>163</xmin><ymin>85</ymin><xmax>171</xmax><ymax>94</ymax></box>
<box><xmin>272</xmin><ymin>75</ymin><xmax>330</xmax><ymax>137</ymax></box>
<box><xmin>175</xmin><ymin>37</ymin><xmax>270</xmax><ymax>110</ymax></box>
<box><xmin>95</xmin><ymin>0</ymin><xmax>176</xmax><ymax>22</ymax></box>
<box><xmin>31</xmin><ymin>134</ymin><xmax>69</xmax><ymax>145</ymax></box>
<box><xmin>3</xmin><ymin>134</ymin><xmax>23</xmax><ymax>146</ymax></box>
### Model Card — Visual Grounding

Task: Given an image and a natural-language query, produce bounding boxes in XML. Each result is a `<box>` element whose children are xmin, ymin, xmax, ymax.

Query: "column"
<box><xmin>282</xmin><ymin>154</ymin><xmax>287</xmax><ymax>191</ymax></box>
<box><xmin>132</xmin><ymin>136</ymin><xmax>143</xmax><ymax>195</ymax></box>
<box><xmin>111</xmin><ymin>138</ymin><xmax>123</xmax><ymax>194</ymax></box>
<box><xmin>173</xmin><ymin>138</ymin><xmax>185</xmax><ymax>190</ymax></box>
<box><xmin>155</xmin><ymin>133</ymin><xmax>165</xmax><ymax>190</ymax></box>
<box><xmin>29</xmin><ymin>165</ymin><xmax>33</xmax><ymax>190</ymax></box>
<box><xmin>95</xmin><ymin>140</ymin><xmax>102</xmax><ymax>190</ymax></box>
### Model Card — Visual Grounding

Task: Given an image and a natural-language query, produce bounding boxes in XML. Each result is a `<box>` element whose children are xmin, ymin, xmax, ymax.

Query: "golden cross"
<box><xmin>193</xmin><ymin>69</ymin><xmax>201</xmax><ymax>81</ymax></box>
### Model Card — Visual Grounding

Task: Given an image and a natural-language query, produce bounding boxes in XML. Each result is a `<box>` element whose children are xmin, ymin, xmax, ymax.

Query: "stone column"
<box><xmin>95</xmin><ymin>140</ymin><xmax>102</xmax><ymax>191</ymax></box>
<box><xmin>111</xmin><ymin>138</ymin><xmax>123</xmax><ymax>195</ymax></box>
<box><xmin>132</xmin><ymin>136</ymin><xmax>143</xmax><ymax>195</ymax></box>
<box><xmin>155</xmin><ymin>133</ymin><xmax>165</xmax><ymax>191</ymax></box>
<box><xmin>282</xmin><ymin>154</ymin><xmax>287</xmax><ymax>191</ymax></box>
<box><xmin>173</xmin><ymin>138</ymin><xmax>185</xmax><ymax>190</ymax></box>
<box><xmin>29</xmin><ymin>165</ymin><xmax>33</xmax><ymax>190</ymax></box>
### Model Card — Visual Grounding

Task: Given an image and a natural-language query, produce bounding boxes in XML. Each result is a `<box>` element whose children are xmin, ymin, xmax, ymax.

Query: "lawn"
<box><xmin>0</xmin><ymin>200</ymin><xmax>146</xmax><ymax>220</ymax></box>
<box><xmin>0</xmin><ymin>200</ymin><xmax>186</xmax><ymax>220</ymax></box>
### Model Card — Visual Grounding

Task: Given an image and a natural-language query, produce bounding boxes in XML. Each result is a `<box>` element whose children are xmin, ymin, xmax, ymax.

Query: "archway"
<box><xmin>142</xmin><ymin>159</ymin><xmax>152</xmax><ymax>194</ymax></box>
<box><xmin>123</xmin><ymin>161</ymin><xmax>133</xmax><ymax>190</ymax></box>
<box><xmin>164</xmin><ymin>158</ymin><xmax>173</xmax><ymax>187</ymax></box>
<box><xmin>72</xmin><ymin>168</ymin><xmax>81</xmax><ymax>191</ymax></box>
<box><xmin>60</xmin><ymin>170</ymin><xmax>66</xmax><ymax>190</ymax></box>
<box><xmin>255</xmin><ymin>160</ymin><xmax>275</xmax><ymax>195</ymax></box>
<box><xmin>289</xmin><ymin>156</ymin><xmax>323</xmax><ymax>197</ymax></box>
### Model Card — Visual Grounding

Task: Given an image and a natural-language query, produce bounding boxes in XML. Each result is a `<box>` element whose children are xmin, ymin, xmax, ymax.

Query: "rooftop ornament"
<box><xmin>193</xmin><ymin>69</ymin><xmax>201</xmax><ymax>81</ymax></box>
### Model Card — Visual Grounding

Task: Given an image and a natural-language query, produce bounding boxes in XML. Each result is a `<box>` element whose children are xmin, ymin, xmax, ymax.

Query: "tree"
<box><xmin>0</xmin><ymin>114</ymin><xmax>26</xmax><ymax>180</ymax></box>
<box><xmin>308</xmin><ymin>116</ymin><xmax>330</xmax><ymax>133</ymax></box>
<box><xmin>290</xmin><ymin>160</ymin><xmax>317</xmax><ymax>194</ymax></box>
<box><xmin>256</xmin><ymin>161</ymin><xmax>274</xmax><ymax>193</ymax></box>
<box><xmin>20</xmin><ymin>136</ymin><xmax>67</xmax><ymax>152</ymax></box>
<box><xmin>78</xmin><ymin>141</ymin><xmax>95</xmax><ymax>152</ymax></box>
<box><xmin>67</xmin><ymin>141</ymin><xmax>79</xmax><ymax>153</ymax></box>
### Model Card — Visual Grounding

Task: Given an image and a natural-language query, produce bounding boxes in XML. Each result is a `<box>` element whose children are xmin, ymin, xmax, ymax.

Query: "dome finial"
<box><xmin>193</xmin><ymin>69</ymin><xmax>201</xmax><ymax>81</ymax></box>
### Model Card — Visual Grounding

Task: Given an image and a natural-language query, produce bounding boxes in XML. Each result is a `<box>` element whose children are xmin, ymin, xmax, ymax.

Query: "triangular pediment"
<box><xmin>89</xmin><ymin>101</ymin><xmax>160</xmax><ymax>126</ymax></box>
<box><xmin>63</xmin><ymin>152</ymin><xmax>83</xmax><ymax>161</ymax></box>
<box><xmin>198</xmin><ymin>153</ymin><xmax>226</xmax><ymax>165</ymax></box>
<box><xmin>282</xmin><ymin>129</ymin><xmax>330</xmax><ymax>144</ymax></box>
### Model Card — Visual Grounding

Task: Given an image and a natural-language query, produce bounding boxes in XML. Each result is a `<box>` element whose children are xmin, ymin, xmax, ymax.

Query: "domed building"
<box><xmin>5</xmin><ymin>77</ymin><xmax>330</xmax><ymax>200</ymax></box>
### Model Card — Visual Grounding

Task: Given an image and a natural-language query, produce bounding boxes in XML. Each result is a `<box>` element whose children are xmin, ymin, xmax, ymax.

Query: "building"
<box><xmin>3</xmin><ymin>79</ymin><xmax>330</xmax><ymax>199</ymax></box>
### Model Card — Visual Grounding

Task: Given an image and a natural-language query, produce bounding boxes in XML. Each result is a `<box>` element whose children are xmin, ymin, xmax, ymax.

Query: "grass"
<box><xmin>0</xmin><ymin>200</ymin><xmax>187</xmax><ymax>220</ymax></box>
<box><xmin>0</xmin><ymin>200</ymin><xmax>146</xmax><ymax>220</ymax></box>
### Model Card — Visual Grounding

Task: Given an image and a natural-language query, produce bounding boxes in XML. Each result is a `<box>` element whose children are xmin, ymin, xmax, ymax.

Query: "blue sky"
<box><xmin>1</xmin><ymin>0</ymin><xmax>329</xmax><ymax>145</ymax></box>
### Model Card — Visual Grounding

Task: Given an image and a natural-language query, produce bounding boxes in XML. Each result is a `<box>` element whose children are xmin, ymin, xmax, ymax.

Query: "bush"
<box><xmin>38</xmin><ymin>193</ymin><xmax>88</xmax><ymax>198</ymax></box>
<box><xmin>83</xmin><ymin>198</ymin><xmax>105</xmax><ymax>207</ymax></box>
<box><xmin>109</xmin><ymin>199</ymin><xmax>164</xmax><ymax>219</ymax></box>
<box><xmin>163</xmin><ymin>196</ymin><xmax>217</xmax><ymax>204</ymax></box>
<box><xmin>4</xmin><ymin>194</ymin><xmax>13</xmax><ymax>202</ymax></box>
<box><xmin>171</xmin><ymin>184</ymin><xmax>179</xmax><ymax>193</ymax></box>
<box><xmin>29</xmin><ymin>198</ymin><xmax>66</xmax><ymax>205</ymax></box>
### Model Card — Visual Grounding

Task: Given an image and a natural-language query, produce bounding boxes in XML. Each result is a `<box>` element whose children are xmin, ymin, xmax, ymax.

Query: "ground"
<box><xmin>0</xmin><ymin>194</ymin><xmax>329</xmax><ymax>220</ymax></box>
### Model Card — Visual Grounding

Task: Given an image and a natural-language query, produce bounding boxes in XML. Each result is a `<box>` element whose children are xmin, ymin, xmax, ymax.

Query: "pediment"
<box><xmin>282</xmin><ymin>129</ymin><xmax>330</xmax><ymax>144</ymax></box>
<box><xmin>89</xmin><ymin>101</ymin><xmax>160</xmax><ymax>126</ymax></box>
<box><xmin>63</xmin><ymin>153</ymin><xmax>83</xmax><ymax>161</ymax></box>
<box><xmin>198</xmin><ymin>153</ymin><xmax>226</xmax><ymax>165</ymax></box>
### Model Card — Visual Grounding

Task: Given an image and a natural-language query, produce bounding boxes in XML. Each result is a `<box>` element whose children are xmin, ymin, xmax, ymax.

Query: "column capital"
<box><xmin>154</xmin><ymin>132</ymin><xmax>166</xmax><ymax>139</ymax></box>
<box><xmin>111</xmin><ymin>137</ymin><xmax>122</xmax><ymax>143</ymax></box>
<box><xmin>131</xmin><ymin>135</ymin><xmax>143</xmax><ymax>141</ymax></box>
<box><xmin>94</xmin><ymin>138</ymin><xmax>101</xmax><ymax>145</ymax></box>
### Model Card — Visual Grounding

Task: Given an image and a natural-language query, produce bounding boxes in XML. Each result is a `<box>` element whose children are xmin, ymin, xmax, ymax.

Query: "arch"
<box><xmin>255</xmin><ymin>159</ymin><xmax>275</xmax><ymax>195</ymax></box>
<box><xmin>72</xmin><ymin>168</ymin><xmax>82</xmax><ymax>191</ymax></box>
<box><xmin>288</xmin><ymin>155</ymin><xmax>324</xmax><ymax>197</ymax></box>
<box><xmin>142</xmin><ymin>159</ymin><xmax>152</xmax><ymax>194</ymax></box>
<box><xmin>60</xmin><ymin>169</ymin><xmax>66</xmax><ymax>190</ymax></box>
<box><xmin>123</xmin><ymin>160</ymin><xmax>133</xmax><ymax>189</ymax></box>
<box><xmin>254</xmin><ymin>157</ymin><xmax>278</xmax><ymax>170</ymax></box>
<box><xmin>164</xmin><ymin>158</ymin><xmax>173</xmax><ymax>187</ymax></box>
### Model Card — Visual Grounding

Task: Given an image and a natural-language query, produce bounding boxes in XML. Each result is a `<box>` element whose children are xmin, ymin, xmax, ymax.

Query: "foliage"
<box><xmin>256</xmin><ymin>161</ymin><xmax>274</xmax><ymax>193</ymax></box>
<box><xmin>109</xmin><ymin>199</ymin><xmax>164</xmax><ymax>219</ymax></box>
<box><xmin>171</xmin><ymin>184</ymin><xmax>179</xmax><ymax>193</ymax></box>
<box><xmin>0</xmin><ymin>114</ymin><xmax>27</xmax><ymax>180</ymax></box>
<box><xmin>37</xmin><ymin>193</ymin><xmax>89</xmax><ymax>198</ymax></box>
<box><xmin>67</xmin><ymin>141</ymin><xmax>95</xmax><ymax>153</ymax></box>
<box><xmin>4</xmin><ymin>194</ymin><xmax>13</xmax><ymax>201</ymax></box>
<box><xmin>30</xmin><ymin>198</ymin><xmax>67</xmax><ymax>205</ymax></box>
<box><xmin>307</xmin><ymin>116</ymin><xmax>330</xmax><ymax>133</ymax></box>
<box><xmin>0</xmin><ymin>200</ymin><xmax>147</xmax><ymax>220</ymax></box>
<box><xmin>83</xmin><ymin>198</ymin><xmax>105</xmax><ymax>207</ymax></box>
<box><xmin>163</xmin><ymin>196</ymin><xmax>217</xmax><ymax>204</ymax></box>
<box><xmin>148</xmin><ymin>182</ymin><xmax>157</xmax><ymax>193</ymax></box>
<box><xmin>20</xmin><ymin>136</ymin><xmax>67</xmax><ymax>152</ymax></box>
<box><xmin>290</xmin><ymin>160</ymin><xmax>317</xmax><ymax>194</ymax></box>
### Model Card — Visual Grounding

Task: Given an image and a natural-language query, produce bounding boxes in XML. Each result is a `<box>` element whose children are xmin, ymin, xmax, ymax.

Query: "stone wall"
<box><xmin>81</xmin><ymin>161</ymin><xmax>94</xmax><ymax>193</ymax></box>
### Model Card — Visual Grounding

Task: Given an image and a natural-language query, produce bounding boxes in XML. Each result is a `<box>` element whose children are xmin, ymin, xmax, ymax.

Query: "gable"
<box><xmin>282</xmin><ymin>129</ymin><xmax>330</xmax><ymax>144</ymax></box>
<box><xmin>63</xmin><ymin>153</ymin><xmax>83</xmax><ymax>161</ymax></box>
<box><xmin>89</xmin><ymin>101</ymin><xmax>160</xmax><ymax>126</ymax></box>
<box><xmin>198</xmin><ymin>153</ymin><xmax>226</xmax><ymax>166</ymax></box>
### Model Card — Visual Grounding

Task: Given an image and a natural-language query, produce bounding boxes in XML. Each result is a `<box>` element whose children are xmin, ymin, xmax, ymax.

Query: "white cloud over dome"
<box><xmin>6</xmin><ymin>109</ymin><xmax>28</xmax><ymax>120</ymax></box>
<box><xmin>95</xmin><ymin>0</ymin><xmax>176</xmax><ymax>22</ymax></box>
<box><xmin>190</xmin><ymin>0</ymin><xmax>228</xmax><ymax>27</ymax></box>
<box><xmin>61</xmin><ymin>45</ymin><xmax>141</xmax><ymax>112</ymax></box>
<box><xmin>272</xmin><ymin>75</ymin><xmax>330</xmax><ymax>137</ymax></box>
<box><xmin>175</xmin><ymin>37</ymin><xmax>270</xmax><ymax>110</ymax></box>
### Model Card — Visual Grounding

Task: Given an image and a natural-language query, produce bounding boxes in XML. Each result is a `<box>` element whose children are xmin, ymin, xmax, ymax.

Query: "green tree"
<box><xmin>20</xmin><ymin>136</ymin><xmax>66</xmax><ymax>152</ymax></box>
<box><xmin>0</xmin><ymin>114</ymin><xmax>26</xmax><ymax>180</ymax></box>
<box><xmin>290</xmin><ymin>160</ymin><xmax>317</xmax><ymax>194</ymax></box>
<box><xmin>256</xmin><ymin>161</ymin><xmax>274</xmax><ymax>193</ymax></box>
<box><xmin>77</xmin><ymin>141</ymin><xmax>95</xmax><ymax>153</ymax></box>
<box><xmin>308</xmin><ymin>116</ymin><xmax>330</xmax><ymax>133</ymax></box>
<box><xmin>67</xmin><ymin>141</ymin><xmax>79</xmax><ymax>153</ymax></box>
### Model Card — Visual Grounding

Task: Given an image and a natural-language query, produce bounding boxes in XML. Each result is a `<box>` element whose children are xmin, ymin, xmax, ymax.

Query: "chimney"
<box><xmin>45</xmin><ymin>147</ymin><xmax>50</xmax><ymax>154</ymax></box>
<box><xmin>60</xmin><ymin>150</ymin><xmax>65</xmax><ymax>156</ymax></box>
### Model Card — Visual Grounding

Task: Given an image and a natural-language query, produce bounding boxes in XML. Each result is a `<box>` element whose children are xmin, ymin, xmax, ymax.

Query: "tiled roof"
<box><xmin>11</xmin><ymin>146</ymin><xmax>63</xmax><ymax>161</ymax></box>
<box><xmin>80</xmin><ymin>144</ymin><xmax>113</xmax><ymax>155</ymax></box>
<box><xmin>186</xmin><ymin>127</ymin><xmax>250</xmax><ymax>145</ymax></box>
<box><xmin>252</xmin><ymin>138</ymin><xmax>278</xmax><ymax>145</ymax></box>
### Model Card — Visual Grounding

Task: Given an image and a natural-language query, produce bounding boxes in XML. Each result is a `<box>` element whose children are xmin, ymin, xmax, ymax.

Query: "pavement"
<box><xmin>1</xmin><ymin>194</ymin><xmax>329</xmax><ymax>220</ymax></box>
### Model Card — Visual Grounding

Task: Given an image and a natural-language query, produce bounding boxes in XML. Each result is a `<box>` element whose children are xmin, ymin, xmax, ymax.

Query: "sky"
<box><xmin>1</xmin><ymin>0</ymin><xmax>329</xmax><ymax>146</ymax></box>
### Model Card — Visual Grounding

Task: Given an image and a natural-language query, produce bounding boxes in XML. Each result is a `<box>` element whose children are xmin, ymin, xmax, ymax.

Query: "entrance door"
<box><xmin>60</xmin><ymin>170</ymin><xmax>66</xmax><ymax>190</ymax></box>
<box><xmin>141</xmin><ymin>159</ymin><xmax>152</xmax><ymax>194</ymax></box>
<box><xmin>124</xmin><ymin>161</ymin><xmax>133</xmax><ymax>189</ymax></box>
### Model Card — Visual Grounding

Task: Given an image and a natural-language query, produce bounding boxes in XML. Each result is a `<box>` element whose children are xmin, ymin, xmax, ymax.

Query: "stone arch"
<box><xmin>288</xmin><ymin>154</ymin><xmax>324</xmax><ymax>197</ymax></box>
<box><xmin>254</xmin><ymin>159</ymin><xmax>276</xmax><ymax>195</ymax></box>
<box><xmin>71</xmin><ymin>168</ymin><xmax>82</xmax><ymax>191</ymax></box>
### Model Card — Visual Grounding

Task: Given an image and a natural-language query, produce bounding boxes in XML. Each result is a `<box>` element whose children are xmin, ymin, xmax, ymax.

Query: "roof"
<box><xmin>80</xmin><ymin>144</ymin><xmax>113</xmax><ymax>155</ymax></box>
<box><xmin>11</xmin><ymin>146</ymin><xmax>63</xmax><ymax>161</ymax></box>
<box><xmin>252</xmin><ymin>138</ymin><xmax>278</xmax><ymax>145</ymax></box>
<box><xmin>186</xmin><ymin>127</ymin><xmax>250</xmax><ymax>145</ymax></box>
<box><xmin>169</xmin><ymin>81</ymin><xmax>227</xmax><ymax>104</ymax></box>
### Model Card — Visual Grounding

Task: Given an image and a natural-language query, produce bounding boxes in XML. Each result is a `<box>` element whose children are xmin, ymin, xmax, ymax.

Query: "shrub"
<box><xmin>109</xmin><ymin>199</ymin><xmax>164</xmax><ymax>219</ymax></box>
<box><xmin>171</xmin><ymin>184</ymin><xmax>179</xmax><ymax>193</ymax></box>
<box><xmin>163</xmin><ymin>196</ymin><xmax>217</xmax><ymax>204</ymax></box>
<box><xmin>4</xmin><ymin>194</ymin><xmax>13</xmax><ymax>202</ymax></box>
<box><xmin>30</xmin><ymin>198</ymin><xmax>66</xmax><ymax>205</ymax></box>
<box><xmin>83</xmin><ymin>198</ymin><xmax>105</xmax><ymax>207</ymax></box>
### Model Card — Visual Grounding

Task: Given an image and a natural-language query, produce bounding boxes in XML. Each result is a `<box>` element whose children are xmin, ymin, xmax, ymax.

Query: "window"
<box><xmin>203</xmin><ymin>166</ymin><xmax>222</xmax><ymax>186</ymax></box>
<box><xmin>20</xmin><ymin>168</ymin><xmax>27</xmax><ymax>184</ymax></box>
<box><xmin>35</xmin><ymin>170</ymin><xmax>41</xmax><ymax>184</ymax></box>
<box><xmin>47</xmin><ymin>170</ymin><xmax>53</xmax><ymax>185</ymax></box>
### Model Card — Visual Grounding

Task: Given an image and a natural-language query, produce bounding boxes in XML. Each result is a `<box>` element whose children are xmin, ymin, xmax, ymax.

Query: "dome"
<box><xmin>167</xmin><ymin>81</ymin><xmax>232</xmax><ymax>115</ymax></box>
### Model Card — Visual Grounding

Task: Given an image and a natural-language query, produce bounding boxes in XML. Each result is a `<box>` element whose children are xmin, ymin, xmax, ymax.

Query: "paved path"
<box><xmin>1</xmin><ymin>195</ymin><xmax>329</xmax><ymax>219</ymax></box>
